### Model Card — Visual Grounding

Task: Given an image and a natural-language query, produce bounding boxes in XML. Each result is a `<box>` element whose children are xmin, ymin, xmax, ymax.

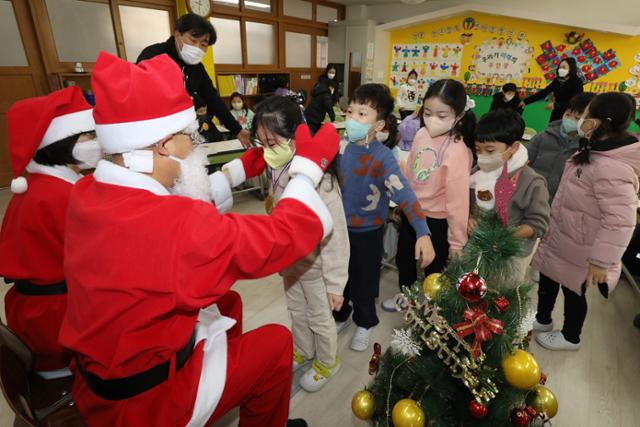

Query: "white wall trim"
<box><xmin>376</xmin><ymin>2</ymin><xmax>640</xmax><ymax>36</ymax></box>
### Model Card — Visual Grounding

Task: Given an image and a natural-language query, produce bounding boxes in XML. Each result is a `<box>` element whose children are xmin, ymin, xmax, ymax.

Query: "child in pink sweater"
<box><xmin>384</xmin><ymin>79</ymin><xmax>475</xmax><ymax>310</ymax></box>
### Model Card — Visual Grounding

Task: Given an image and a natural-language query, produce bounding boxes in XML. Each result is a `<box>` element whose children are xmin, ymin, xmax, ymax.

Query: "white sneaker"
<box><xmin>536</xmin><ymin>330</ymin><xmax>581</xmax><ymax>351</ymax></box>
<box><xmin>350</xmin><ymin>327</ymin><xmax>372</xmax><ymax>352</ymax></box>
<box><xmin>335</xmin><ymin>318</ymin><xmax>351</xmax><ymax>334</ymax></box>
<box><xmin>532</xmin><ymin>318</ymin><xmax>553</xmax><ymax>332</ymax></box>
<box><xmin>381</xmin><ymin>297</ymin><xmax>398</xmax><ymax>312</ymax></box>
<box><xmin>299</xmin><ymin>357</ymin><xmax>341</xmax><ymax>392</ymax></box>
<box><xmin>293</xmin><ymin>350</ymin><xmax>310</xmax><ymax>372</ymax></box>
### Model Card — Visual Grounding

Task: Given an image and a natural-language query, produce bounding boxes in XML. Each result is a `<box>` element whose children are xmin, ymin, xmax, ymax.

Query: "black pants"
<box><xmin>333</xmin><ymin>227</ymin><xmax>384</xmax><ymax>329</ymax></box>
<box><xmin>536</xmin><ymin>273</ymin><xmax>588</xmax><ymax>343</ymax></box>
<box><xmin>395</xmin><ymin>213</ymin><xmax>449</xmax><ymax>290</ymax></box>
<box><xmin>399</xmin><ymin>110</ymin><xmax>414</xmax><ymax>120</ymax></box>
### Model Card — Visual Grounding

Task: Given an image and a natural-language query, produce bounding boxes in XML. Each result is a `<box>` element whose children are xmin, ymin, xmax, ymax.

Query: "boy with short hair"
<box><xmin>490</xmin><ymin>83</ymin><xmax>523</xmax><ymax>115</ymax></box>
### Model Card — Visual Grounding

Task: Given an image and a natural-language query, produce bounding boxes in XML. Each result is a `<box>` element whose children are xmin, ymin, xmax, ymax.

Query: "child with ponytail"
<box><xmin>383</xmin><ymin>79</ymin><xmax>475</xmax><ymax>311</ymax></box>
<box><xmin>533</xmin><ymin>92</ymin><xmax>640</xmax><ymax>351</ymax></box>
<box><xmin>333</xmin><ymin>83</ymin><xmax>435</xmax><ymax>352</ymax></box>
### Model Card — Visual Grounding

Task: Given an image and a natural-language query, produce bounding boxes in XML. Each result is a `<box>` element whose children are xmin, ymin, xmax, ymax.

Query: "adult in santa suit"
<box><xmin>58</xmin><ymin>51</ymin><xmax>339</xmax><ymax>427</ymax></box>
<box><xmin>0</xmin><ymin>86</ymin><xmax>102</xmax><ymax>376</ymax></box>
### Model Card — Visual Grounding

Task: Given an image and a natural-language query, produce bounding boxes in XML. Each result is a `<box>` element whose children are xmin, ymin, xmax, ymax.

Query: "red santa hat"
<box><xmin>91</xmin><ymin>51</ymin><xmax>196</xmax><ymax>154</ymax></box>
<box><xmin>7</xmin><ymin>86</ymin><xmax>94</xmax><ymax>193</ymax></box>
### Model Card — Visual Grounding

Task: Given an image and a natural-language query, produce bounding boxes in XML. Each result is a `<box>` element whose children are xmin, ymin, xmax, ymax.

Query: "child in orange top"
<box><xmin>384</xmin><ymin>79</ymin><xmax>475</xmax><ymax>310</ymax></box>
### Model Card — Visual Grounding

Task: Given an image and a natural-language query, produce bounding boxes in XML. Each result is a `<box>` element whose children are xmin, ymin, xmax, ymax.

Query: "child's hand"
<box><xmin>327</xmin><ymin>293</ymin><xmax>344</xmax><ymax>311</ymax></box>
<box><xmin>415</xmin><ymin>235</ymin><xmax>435</xmax><ymax>268</ymax></box>
<box><xmin>237</xmin><ymin>129</ymin><xmax>251</xmax><ymax>148</ymax></box>
<box><xmin>586</xmin><ymin>263</ymin><xmax>608</xmax><ymax>288</ymax></box>
<box><xmin>467</xmin><ymin>217</ymin><xmax>478</xmax><ymax>235</ymax></box>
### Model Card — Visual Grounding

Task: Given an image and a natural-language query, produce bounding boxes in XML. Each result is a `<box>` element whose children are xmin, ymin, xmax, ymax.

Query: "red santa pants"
<box><xmin>207</xmin><ymin>324</ymin><xmax>293</xmax><ymax>427</ymax></box>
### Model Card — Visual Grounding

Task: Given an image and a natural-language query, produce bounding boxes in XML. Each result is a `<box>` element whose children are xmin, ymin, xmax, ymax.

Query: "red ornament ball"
<box><xmin>493</xmin><ymin>296</ymin><xmax>510</xmax><ymax>313</ymax></box>
<box><xmin>469</xmin><ymin>400</ymin><xmax>488</xmax><ymax>419</ymax></box>
<box><xmin>456</xmin><ymin>272</ymin><xmax>487</xmax><ymax>303</ymax></box>
<box><xmin>510</xmin><ymin>408</ymin><xmax>530</xmax><ymax>426</ymax></box>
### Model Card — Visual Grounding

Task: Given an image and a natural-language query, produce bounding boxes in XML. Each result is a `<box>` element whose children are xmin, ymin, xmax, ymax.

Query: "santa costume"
<box><xmin>0</xmin><ymin>86</ymin><xmax>95</xmax><ymax>374</ymax></box>
<box><xmin>59</xmin><ymin>52</ymin><xmax>338</xmax><ymax>427</ymax></box>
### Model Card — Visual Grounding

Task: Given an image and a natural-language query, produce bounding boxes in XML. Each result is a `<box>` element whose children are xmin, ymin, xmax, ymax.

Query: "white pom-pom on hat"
<box><xmin>10</xmin><ymin>176</ymin><xmax>28</xmax><ymax>194</ymax></box>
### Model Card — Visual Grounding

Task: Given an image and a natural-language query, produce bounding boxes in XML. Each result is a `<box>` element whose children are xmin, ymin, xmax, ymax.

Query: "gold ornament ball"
<box><xmin>423</xmin><ymin>273</ymin><xmax>443</xmax><ymax>298</ymax></box>
<box><xmin>351</xmin><ymin>390</ymin><xmax>375</xmax><ymax>420</ymax></box>
<box><xmin>530</xmin><ymin>385</ymin><xmax>558</xmax><ymax>418</ymax></box>
<box><xmin>502</xmin><ymin>349</ymin><xmax>541</xmax><ymax>390</ymax></box>
<box><xmin>391</xmin><ymin>398</ymin><xmax>425</xmax><ymax>427</ymax></box>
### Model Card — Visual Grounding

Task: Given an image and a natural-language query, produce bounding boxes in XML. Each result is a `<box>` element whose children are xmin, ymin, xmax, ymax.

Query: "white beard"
<box><xmin>170</xmin><ymin>146</ymin><xmax>212</xmax><ymax>202</ymax></box>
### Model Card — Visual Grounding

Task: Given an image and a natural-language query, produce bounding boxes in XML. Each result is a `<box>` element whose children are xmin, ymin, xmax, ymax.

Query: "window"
<box><xmin>286</xmin><ymin>32</ymin><xmax>311</xmax><ymax>68</ymax></box>
<box><xmin>212</xmin><ymin>0</ymin><xmax>239</xmax><ymax>10</ymax></box>
<box><xmin>316</xmin><ymin>5</ymin><xmax>338</xmax><ymax>23</ymax></box>
<box><xmin>45</xmin><ymin>0</ymin><xmax>118</xmax><ymax>62</ymax></box>
<box><xmin>246</xmin><ymin>21</ymin><xmax>276</xmax><ymax>65</ymax></box>
<box><xmin>283</xmin><ymin>0</ymin><xmax>312</xmax><ymax>20</ymax></box>
<box><xmin>0</xmin><ymin>0</ymin><xmax>28</xmax><ymax>66</ymax></box>
<box><xmin>245</xmin><ymin>0</ymin><xmax>271</xmax><ymax>13</ymax></box>
<box><xmin>211</xmin><ymin>17</ymin><xmax>242</xmax><ymax>64</ymax></box>
<box><xmin>119</xmin><ymin>5</ymin><xmax>171</xmax><ymax>62</ymax></box>
<box><xmin>316</xmin><ymin>35</ymin><xmax>328</xmax><ymax>68</ymax></box>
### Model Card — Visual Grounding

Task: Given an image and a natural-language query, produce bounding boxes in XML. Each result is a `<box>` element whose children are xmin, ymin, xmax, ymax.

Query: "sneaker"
<box><xmin>293</xmin><ymin>349</ymin><xmax>310</xmax><ymax>372</ymax></box>
<box><xmin>350</xmin><ymin>327</ymin><xmax>372</xmax><ymax>352</ymax></box>
<box><xmin>335</xmin><ymin>318</ymin><xmax>351</xmax><ymax>334</ymax></box>
<box><xmin>532</xmin><ymin>318</ymin><xmax>553</xmax><ymax>332</ymax></box>
<box><xmin>286</xmin><ymin>419</ymin><xmax>308</xmax><ymax>427</ymax></box>
<box><xmin>299</xmin><ymin>357</ymin><xmax>341</xmax><ymax>392</ymax></box>
<box><xmin>381</xmin><ymin>297</ymin><xmax>398</xmax><ymax>312</ymax></box>
<box><xmin>536</xmin><ymin>330</ymin><xmax>581</xmax><ymax>351</ymax></box>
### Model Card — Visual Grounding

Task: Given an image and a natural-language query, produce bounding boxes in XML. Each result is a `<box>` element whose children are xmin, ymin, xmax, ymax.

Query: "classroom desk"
<box><xmin>201</xmin><ymin>139</ymin><xmax>267</xmax><ymax>198</ymax></box>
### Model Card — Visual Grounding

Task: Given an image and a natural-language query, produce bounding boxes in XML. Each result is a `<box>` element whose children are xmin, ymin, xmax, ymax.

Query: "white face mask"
<box><xmin>232</xmin><ymin>102</ymin><xmax>244</xmax><ymax>111</ymax></box>
<box><xmin>504</xmin><ymin>94</ymin><xmax>515</xmax><ymax>102</ymax></box>
<box><xmin>327</xmin><ymin>73</ymin><xmax>336</xmax><ymax>79</ymax></box>
<box><xmin>424</xmin><ymin>116</ymin><xmax>455</xmax><ymax>138</ymax></box>
<box><xmin>558</xmin><ymin>68</ymin><xmax>569</xmax><ymax>78</ymax></box>
<box><xmin>477</xmin><ymin>152</ymin><xmax>506</xmax><ymax>172</ymax></box>
<box><xmin>170</xmin><ymin>146</ymin><xmax>212</xmax><ymax>202</ymax></box>
<box><xmin>72</xmin><ymin>139</ymin><xmax>102</xmax><ymax>170</ymax></box>
<box><xmin>376</xmin><ymin>131</ymin><xmax>389</xmax><ymax>143</ymax></box>
<box><xmin>179</xmin><ymin>41</ymin><xmax>206</xmax><ymax>65</ymax></box>
<box><xmin>408</xmin><ymin>78</ymin><xmax>417</xmax><ymax>86</ymax></box>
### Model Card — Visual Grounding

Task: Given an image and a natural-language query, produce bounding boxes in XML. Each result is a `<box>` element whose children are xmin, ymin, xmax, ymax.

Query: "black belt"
<box><xmin>77</xmin><ymin>331</ymin><xmax>196</xmax><ymax>400</ymax></box>
<box><xmin>8</xmin><ymin>279</ymin><xmax>67</xmax><ymax>296</ymax></box>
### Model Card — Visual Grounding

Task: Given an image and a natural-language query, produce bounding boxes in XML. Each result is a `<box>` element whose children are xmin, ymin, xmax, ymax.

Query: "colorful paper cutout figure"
<box><xmin>433</xmin><ymin>46</ymin><xmax>438</xmax><ymax>58</ymax></box>
<box><xmin>412</xmin><ymin>47</ymin><xmax>420</xmax><ymax>57</ymax></box>
<box><xmin>394</xmin><ymin>45</ymin><xmax>402</xmax><ymax>56</ymax></box>
<box><xmin>401</xmin><ymin>62</ymin><xmax>408</xmax><ymax>72</ymax></box>
<box><xmin>402</xmin><ymin>47</ymin><xmax>410</xmax><ymax>58</ymax></box>
<box><xmin>451</xmin><ymin>63</ymin><xmax>459</xmax><ymax>75</ymax></box>
<box><xmin>422</xmin><ymin>46</ymin><xmax>430</xmax><ymax>57</ymax></box>
<box><xmin>420</xmin><ymin>63</ymin><xmax>427</xmax><ymax>76</ymax></box>
<box><xmin>392</xmin><ymin>62</ymin><xmax>399</xmax><ymax>72</ymax></box>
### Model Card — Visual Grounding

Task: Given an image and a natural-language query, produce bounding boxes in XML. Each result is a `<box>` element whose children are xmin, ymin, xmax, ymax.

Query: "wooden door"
<box><xmin>0</xmin><ymin>0</ymin><xmax>49</xmax><ymax>187</ymax></box>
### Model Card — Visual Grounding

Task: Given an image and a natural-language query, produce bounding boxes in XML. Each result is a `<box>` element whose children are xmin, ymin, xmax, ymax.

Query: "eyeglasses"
<box><xmin>174</xmin><ymin>129</ymin><xmax>205</xmax><ymax>146</ymax></box>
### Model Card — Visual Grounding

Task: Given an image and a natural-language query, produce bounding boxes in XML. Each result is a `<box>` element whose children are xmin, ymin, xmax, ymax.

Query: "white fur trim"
<box><xmin>96</xmin><ymin>107</ymin><xmax>196</xmax><ymax>154</ymax></box>
<box><xmin>41</xmin><ymin>109</ymin><xmax>95</xmax><ymax>149</ymax></box>
<box><xmin>209</xmin><ymin>171</ymin><xmax>233</xmax><ymax>213</ymax></box>
<box><xmin>94</xmin><ymin>160</ymin><xmax>170</xmax><ymax>196</ymax></box>
<box><xmin>288</xmin><ymin>156</ymin><xmax>324</xmax><ymax>187</ymax></box>
<box><xmin>280</xmin><ymin>175</ymin><xmax>333</xmax><ymax>239</ymax></box>
<box><xmin>10</xmin><ymin>177</ymin><xmax>27</xmax><ymax>194</ymax></box>
<box><xmin>25</xmin><ymin>160</ymin><xmax>82</xmax><ymax>185</ymax></box>
<box><xmin>221</xmin><ymin>159</ymin><xmax>246</xmax><ymax>188</ymax></box>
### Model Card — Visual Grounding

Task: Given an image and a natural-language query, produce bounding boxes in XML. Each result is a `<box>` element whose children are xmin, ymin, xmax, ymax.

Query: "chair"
<box><xmin>0</xmin><ymin>323</ymin><xmax>85</xmax><ymax>427</ymax></box>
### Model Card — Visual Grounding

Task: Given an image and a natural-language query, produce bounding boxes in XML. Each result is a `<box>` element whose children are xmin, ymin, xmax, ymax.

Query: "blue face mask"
<box><xmin>561</xmin><ymin>117</ymin><xmax>578</xmax><ymax>135</ymax></box>
<box><xmin>345</xmin><ymin>118</ymin><xmax>373</xmax><ymax>143</ymax></box>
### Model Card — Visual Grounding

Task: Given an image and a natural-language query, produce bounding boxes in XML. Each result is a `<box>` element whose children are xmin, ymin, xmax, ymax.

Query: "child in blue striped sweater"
<box><xmin>333</xmin><ymin>84</ymin><xmax>435</xmax><ymax>351</ymax></box>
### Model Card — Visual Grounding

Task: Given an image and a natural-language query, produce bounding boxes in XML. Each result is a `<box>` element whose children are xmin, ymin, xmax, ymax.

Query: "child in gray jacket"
<box><xmin>470</xmin><ymin>109</ymin><xmax>551</xmax><ymax>282</ymax></box>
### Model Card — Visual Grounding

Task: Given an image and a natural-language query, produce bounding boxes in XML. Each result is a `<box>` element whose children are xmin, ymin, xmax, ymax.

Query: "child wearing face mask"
<box><xmin>469</xmin><ymin>109</ymin><xmax>550</xmax><ymax>282</ymax></box>
<box><xmin>386</xmin><ymin>79</ymin><xmax>475</xmax><ymax>312</ymax></box>
<box><xmin>229</xmin><ymin>92</ymin><xmax>254</xmax><ymax>131</ymax></box>
<box><xmin>397</xmin><ymin>70</ymin><xmax>420</xmax><ymax>119</ymax></box>
<box><xmin>527</xmin><ymin>92</ymin><xmax>595</xmax><ymax>202</ymax></box>
<box><xmin>532</xmin><ymin>92</ymin><xmax>640</xmax><ymax>351</ymax></box>
<box><xmin>250</xmin><ymin>96</ymin><xmax>349</xmax><ymax>392</ymax></box>
<box><xmin>490</xmin><ymin>83</ymin><xmax>523</xmax><ymax>115</ymax></box>
<box><xmin>333</xmin><ymin>83</ymin><xmax>435</xmax><ymax>351</ymax></box>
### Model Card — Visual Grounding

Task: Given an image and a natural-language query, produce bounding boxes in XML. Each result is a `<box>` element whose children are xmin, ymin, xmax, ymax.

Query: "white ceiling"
<box><xmin>332</xmin><ymin>0</ymin><xmax>640</xmax><ymax>30</ymax></box>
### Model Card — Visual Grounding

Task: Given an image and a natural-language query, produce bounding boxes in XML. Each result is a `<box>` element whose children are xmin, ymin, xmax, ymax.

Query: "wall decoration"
<box><xmin>537</xmin><ymin>38</ymin><xmax>621</xmax><ymax>82</ymax></box>
<box><xmin>470</xmin><ymin>38</ymin><xmax>532</xmax><ymax>83</ymax></box>
<box><xmin>460</xmin><ymin>17</ymin><xmax>475</xmax><ymax>45</ymax></box>
<box><xmin>389</xmin><ymin>43</ymin><xmax>464</xmax><ymax>89</ymax></box>
<box><xmin>564</xmin><ymin>31</ymin><xmax>585</xmax><ymax>45</ymax></box>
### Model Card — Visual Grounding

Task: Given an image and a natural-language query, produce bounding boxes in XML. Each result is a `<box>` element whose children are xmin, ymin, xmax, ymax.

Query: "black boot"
<box><xmin>286</xmin><ymin>419</ymin><xmax>308</xmax><ymax>427</ymax></box>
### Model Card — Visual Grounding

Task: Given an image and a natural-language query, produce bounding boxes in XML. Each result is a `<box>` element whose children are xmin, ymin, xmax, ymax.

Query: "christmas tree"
<box><xmin>352</xmin><ymin>212</ymin><xmax>558</xmax><ymax>427</ymax></box>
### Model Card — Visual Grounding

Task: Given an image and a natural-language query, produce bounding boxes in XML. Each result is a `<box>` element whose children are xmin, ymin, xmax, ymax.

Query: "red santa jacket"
<box><xmin>0</xmin><ymin>168</ymin><xmax>81</xmax><ymax>370</ymax></box>
<box><xmin>59</xmin><ymin>161</ymin><xmax>328</xmax><ymax>426</ymax></box>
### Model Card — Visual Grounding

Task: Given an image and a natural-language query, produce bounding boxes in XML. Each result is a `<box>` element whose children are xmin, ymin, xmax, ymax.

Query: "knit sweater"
<box><xmin>338</xmin><ymin>139</ymin><xmax>430</xmax><ymax>237</ymax></box>
<box><xmin>396</xmin><ymin>83</ymin><xmax>420</xmax><ymax>112</ymax></box>
<box><xmin>405</xmin><ymin>128</ymin><xmax>473</xmax><ymax>251</ymax></box>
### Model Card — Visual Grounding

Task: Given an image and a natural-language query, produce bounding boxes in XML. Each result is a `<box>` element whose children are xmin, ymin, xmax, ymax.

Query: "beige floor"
<box><xmin>1</xmin><ymin>189</ymin><xmax>639</xmax><ymax>427</ymax></box>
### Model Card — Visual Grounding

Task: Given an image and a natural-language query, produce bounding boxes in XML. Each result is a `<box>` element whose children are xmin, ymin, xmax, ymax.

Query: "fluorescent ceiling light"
<box><xmin>215</xmin><ymin>0</ymin><xmax>271</xmax><ymax>9</ymax></box>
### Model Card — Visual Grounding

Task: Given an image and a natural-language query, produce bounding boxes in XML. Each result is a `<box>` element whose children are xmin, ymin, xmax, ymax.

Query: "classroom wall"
<box><xmin>386</xmin><ymin>12</ymin><xmax>640</xmax><ymax>131</ymax></box>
